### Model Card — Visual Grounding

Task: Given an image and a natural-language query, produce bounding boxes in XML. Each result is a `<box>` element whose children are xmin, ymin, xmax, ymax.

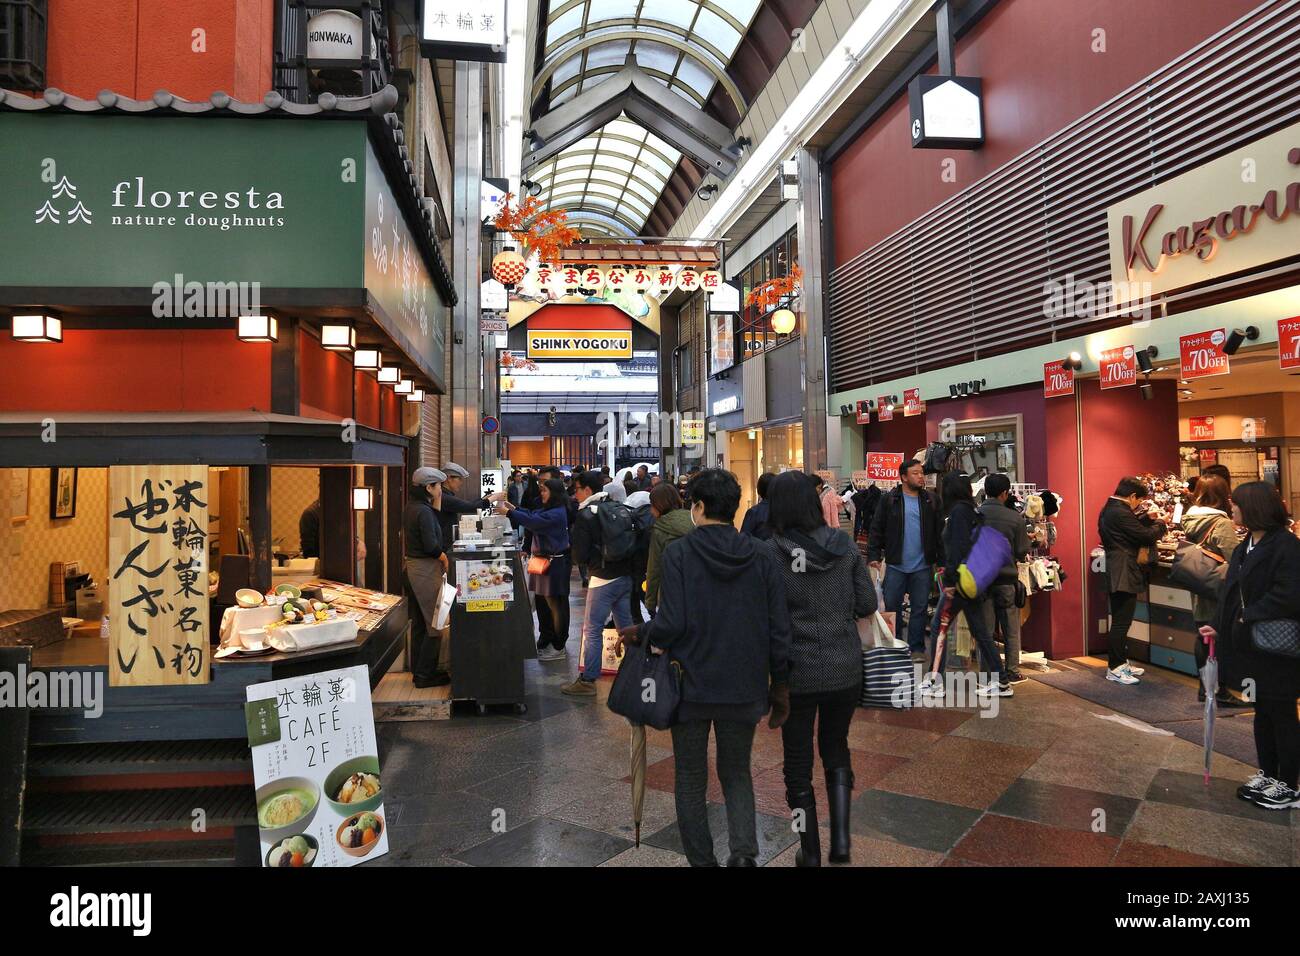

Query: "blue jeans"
<box><xmin>883</xmin><ymin>565</ymin><xmax>933</xmax><ymax>652</ymax></box>
<box><xmin>582</xmin><ymin>576</ymin><xmax>633</xmax><ymax>680</ymax></box>
<box><xmin>928</xmin><ymin>592</ymin><xmax>1004</xmax><ymax>680</ymax></box>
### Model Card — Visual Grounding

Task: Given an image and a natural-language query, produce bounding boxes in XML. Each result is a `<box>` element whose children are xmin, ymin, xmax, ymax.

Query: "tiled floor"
<box><xmin>373</xmin><ymin>607</ymin><xmax>1299</xmax><ymax>867</ymax></box>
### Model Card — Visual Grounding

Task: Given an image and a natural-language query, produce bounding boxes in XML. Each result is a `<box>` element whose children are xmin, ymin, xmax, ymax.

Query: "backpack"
<box><xmin>630</xmin><ymin>504</ymin><xmax>655</xmax><ymax>548</ymax></box>
<box><xmin>596</xmin><ymin>500</ymin><xmax>637</xmax><ymax>564</ymax></box>
<box><xmin>957</xmin><ymin>516</ymin><xmax>1013</xmax><ymax>600</ymax></box>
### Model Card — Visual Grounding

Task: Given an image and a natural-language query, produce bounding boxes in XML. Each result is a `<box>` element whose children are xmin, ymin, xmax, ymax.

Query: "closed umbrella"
<box><xmin>928</xmin><ymin>591</ymin><xmax>955</xmax><ymax>680</ymax></box>
<box><xmin>629</xmin><ymin>722</ymin><xmax>647</xmax><ymax>847</ymax></box>
<box><xmin>1200</xmin><ymin>633</ymin><xmax>1218</xmax><ymax>785</ymax></box>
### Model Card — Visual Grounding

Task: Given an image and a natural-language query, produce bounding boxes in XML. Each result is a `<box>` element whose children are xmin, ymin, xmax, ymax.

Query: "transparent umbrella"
<box><xmin>1200</xmin><ymin>633</ymin><xmax>1218</xmax><ymax>786</ymax></box>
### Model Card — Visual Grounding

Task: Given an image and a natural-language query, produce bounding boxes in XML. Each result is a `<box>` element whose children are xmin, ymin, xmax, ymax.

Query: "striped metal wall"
<box><xmin>828</xmin><ymin>0</ymin><xmax>1300</xmax><ymax>393</ymax></box>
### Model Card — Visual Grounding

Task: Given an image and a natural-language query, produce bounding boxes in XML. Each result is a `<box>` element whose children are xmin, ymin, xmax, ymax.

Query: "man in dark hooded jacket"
<box><xmin>619</xmin><ymin>468</ymin><xmax>791</xmax><ymax>867</ymax></box>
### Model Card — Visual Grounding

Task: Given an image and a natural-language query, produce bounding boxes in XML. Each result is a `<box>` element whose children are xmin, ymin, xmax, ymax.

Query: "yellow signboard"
<box><xmin>467</xmin><ymin>599</ymin><xmax>506</xmax><ymax>613</ymax></box>
<box><xmin>526</xmin><ymin>329</ymin><xmax>633</xmax><ymax>360</ymax></box>
<box><xmin>681</xmin><ymin>419</ymin><xmax>706</xmax><ymax>445</ymax></box>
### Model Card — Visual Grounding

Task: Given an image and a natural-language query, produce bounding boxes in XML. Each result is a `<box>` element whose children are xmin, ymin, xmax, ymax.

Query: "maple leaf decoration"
<box><xmin>746</xmin><ymin>264</ymin><xmax>803</xmax><ymax>310</ymax></box>
<box><xmin>500</xmin><ymin>351</ymin><xmax>538</xmax><ymax>372</ymax></box>
<box><xmin>492</xmin><ymin>193</ymin><xmax>582</xmax><ymax>264</ymax></box>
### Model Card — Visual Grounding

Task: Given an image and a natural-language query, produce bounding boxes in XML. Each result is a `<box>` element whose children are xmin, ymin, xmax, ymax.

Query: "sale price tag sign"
<box><xmin>1189</xmin><ymin>416</ymin><xmax>1215</xmax><ymax>440</ymax></box>
<box><xmin>1043</xmin><ymin>359</ymin><xmax>1074</xmax><ymax>398</ymax></box>
<box><xmin>1180</xmin><ymin>329</ymin><xmax>1230</xmax><ymax>379</ymax></box>
<box><xmin>1099</xmin><ymin>346</ymin><xmax>1137</xmax><ymax>390</ymax></box>
<box><xmin>865</xmin><ymin>453</ymin><xmax>904</xmax><ymax>481</ymax></box>
<box><xmin>903</xmin><ymin>387</ymin><xmax>924</xmax><ymax>417</ymax></box>
<box><xmin>1279</xmin><ymin>316</ymin><xmax>1300</xmax><ymax>370</ymax></box>
<box><xmin>877</xmin><ymin>397</ymin><xmax>894</xmax><ymax>422</ymax></box>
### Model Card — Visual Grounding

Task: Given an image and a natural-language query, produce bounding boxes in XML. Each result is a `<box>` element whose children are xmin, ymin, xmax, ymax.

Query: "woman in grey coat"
<box><xmin>766</xmin><ymin>471</ymin><xmax>877</xmax><ymax>867</ymax></box>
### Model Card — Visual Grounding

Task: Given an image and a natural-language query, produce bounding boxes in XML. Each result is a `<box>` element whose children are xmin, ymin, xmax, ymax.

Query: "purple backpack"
<box><xmin>957</xmin><ymin>520</ymin><xmax>1013</xmax><ymax>599</ymax></box>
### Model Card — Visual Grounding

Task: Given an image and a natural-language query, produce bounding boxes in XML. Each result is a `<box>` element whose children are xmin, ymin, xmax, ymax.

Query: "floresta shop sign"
<box><xmin>1107</xmin><ymin>121</ymin><xmax>1300</xmax><ymax>299</ymax></box>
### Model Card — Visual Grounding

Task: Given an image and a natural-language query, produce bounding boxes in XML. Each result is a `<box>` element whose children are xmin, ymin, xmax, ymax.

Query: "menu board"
<box><xmin>456</xmin><ymin>558</ymin><xmax>515</xmax><ymax>605</ymax></box>
<box><xmin>107</xmin><ymin>465</ymin><xmax>210</xmax><ymax>687</ymax></box>
<box><xmin>246</xmin><ymin>665</ymin><xmax>389</xmax><ymax>868</ymax></box>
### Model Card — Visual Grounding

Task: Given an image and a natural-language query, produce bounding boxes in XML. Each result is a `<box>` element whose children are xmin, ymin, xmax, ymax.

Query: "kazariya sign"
<box><xmin>1107</xmin><ymin>121</ymin><xmax>1300</xmax><ymax>300</ymax></box>
<box><xmin>526</xmin><ymin>329</ymin><xmax>632</xmax><ymax>360</ymax></box>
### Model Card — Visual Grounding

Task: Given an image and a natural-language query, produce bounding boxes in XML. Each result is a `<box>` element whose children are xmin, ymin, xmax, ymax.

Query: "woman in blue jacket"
<box><xmin>494</xmin><ymin>477</ymin><xmax>573</xmax><ymax>662</ymax></box>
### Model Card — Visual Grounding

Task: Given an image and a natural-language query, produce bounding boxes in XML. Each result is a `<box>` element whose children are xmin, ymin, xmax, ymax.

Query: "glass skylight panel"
<box><xmin>634</xmin><ymin>42</ymin><xmax>682</xmax><ymax>75</ymax></box>
<box><xmin>673</xmin><ymin>57</ymin><xmax>714</xmax><ymax>96</ymax></box>
<box><xmin>546</xmin><ymin>5</ymin><xmax>586</xmax><ymax>48</ymax></box>
<box><xmin>586</xmin><ymin>39</ymin><xmax>632</xmax><ymax>69</ymax></box>
<box><xmin>690</xmin><ymin>6</ymin><xmax>738</xmax><ymax>52</ymax></box>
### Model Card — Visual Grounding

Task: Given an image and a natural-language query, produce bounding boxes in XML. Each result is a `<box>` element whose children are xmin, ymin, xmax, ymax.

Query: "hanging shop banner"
<box><xmin>1188</xmin><ymin>416</ymin><xmax>1216</xmax><ymax>440</ymax></box>
<box><xmin>1099</xmin><ymin>346</ymin><xmax>1137</xmax><ymax>390</ymax></box>
<box><xmin>681</xmin><ymin>419</ymin><xmax>706</xmax><ymax>446</ymax></box>
<box><xmin>856</xmin><ymin>400</ymin><xmax>872</xmax><ymax>425</ymax></box>
<box><xmin>1180</xmin><ymin>329</ymin><xmax>1230</xmax><ymax>380</ymax></box>
<box><xmin>479</xmin><ymin>468</ymin><xmax>503</xmax><ymax>500</ymax></box>
<box><xmin>1199</xmin><ymin>448</ymin><xmax>1219</xmax><ymax>467</ymax></box>
<box><xmin>1278</xmin><ymin>316</ymin><xmax>1300</xmax><ymax>370</ymax></box>
<box><xmin>108</xmin><ymin>465</ymin><xmax>210</xmax><ymax>687</ymax></box>
<box><xmin>246</xmin><ymin>664</ymin><xmax>389</xmax><ymax>868</ymax></box>
<box><xmin>1043</xmin><ymin>359</ymin><xmax>1075</xmax><ymax>398</ymax></box>
<box><xmin>457</xmin><ymin>559</ymin><xmax>515</xmax><ymax>604</ymax></box>
<box><xmin>852</xmin><ymin>470</ymin><xmax>870</xmax><ymax>486</ymax></box>
<box><xmin>420</xmin><ymin>1</ymin><xmax>507</xmax><ymax>63</ymax></box>
<box><xmin>710</xmin><ymin>312</ymin><xmax>735</xmax><ymax>375</ymax></box>
<box><xmin>1107</xmin><ymin>120</ymin><xmax>1300</xmax><ymax>301</ymax></box>
<box><xmin>903</xmin><ymin>387</ymin><xmax>925</xmax><ymax>417</ymax></box>
<box><xmin>877</xmin><ymin>397</ymin><xmax>895</xmax><ymax>422</ymax></box>
<box><xmin>865</xmin><ymin>453</ymin><xmax>905</xmax><ymax>481</ymax></box>
<box><xmin>526</xmin><ymin>329</ymin><xmax>632</xmax><ymax>360</ymax></box>
<box><xmin>480</xmin><ymin>315</ymin><xmax>508</xmax><ymax>334</ymax></box>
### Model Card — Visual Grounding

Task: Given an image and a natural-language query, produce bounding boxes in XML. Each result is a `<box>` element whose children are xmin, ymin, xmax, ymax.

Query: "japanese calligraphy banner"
<box><xmin>108</xmin><ymin>465</ymin><xmax>210</xmax><ymax>687</ymax></box>
<box><xmin>246</xmin><ymin>664</ymin><xmax>389</xmax><ymax>867</ymax></box>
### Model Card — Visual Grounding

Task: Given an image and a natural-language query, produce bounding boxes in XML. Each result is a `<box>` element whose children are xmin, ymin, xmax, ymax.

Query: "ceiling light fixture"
<box><xmin>237</xmin><ymin>314</ymin><xmax>277</xmax><ymax>343</ymax></box>
<box><xmin>11</xmin><ymin>313</ymin><xmax>62</xmax><ymax>343</ymax></box>
<box><xmin>1223</xmin><ymin>326</ymin><xmax>1260</xmax><ymax>355</ymax></box>
<box><xmin>1136</xmin><ymin>346</ymin><xmax>1158</xmax><ymax>374</ymax></box>
<box><xmin>1062</xmin><ymin>352</ymin><xmax>1083</xmax><ymax>371</ymax></box>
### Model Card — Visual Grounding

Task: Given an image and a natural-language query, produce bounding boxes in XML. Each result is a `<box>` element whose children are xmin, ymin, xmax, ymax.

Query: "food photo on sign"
<box><xmin>246</xmin><ymin>665</ymin><xmax>388</xmax><ymax>868</ymax></box>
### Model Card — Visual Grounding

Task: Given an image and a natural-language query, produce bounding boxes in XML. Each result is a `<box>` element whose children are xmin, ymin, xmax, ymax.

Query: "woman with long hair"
<box><xmin>919</xmin><ymin>472</ymin><xmax>1010</xmax><ymax>700</ymax></box>
<box><xmin>765</xmin><ymin>470</ymin><xmax>876</xmax><ymax>865</ymax></box>
<box><xmin>1200</xmin><ymin>481</ymin><xmax>1300</xmax><ymax>811</ymax></box>
<box><xmin>1180</xmin><ymin>474</ymin><xmax>1246</xmax><ymax>706</ymax></box>
<box><xmin>494</xmin><ymin>477</ymin><xmax>573</xmax><ymax>661</ymax></box>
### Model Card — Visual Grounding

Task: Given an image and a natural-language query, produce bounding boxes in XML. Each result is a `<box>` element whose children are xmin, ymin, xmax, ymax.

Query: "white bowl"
<box><xmin>239</xmin><ymin>627</ymin><xmax>268</xmax><ymax>650</ymax></box>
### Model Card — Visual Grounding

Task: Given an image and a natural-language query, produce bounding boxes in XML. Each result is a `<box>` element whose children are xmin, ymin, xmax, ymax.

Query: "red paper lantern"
<box><xmin>492</xmin><ymin>247</ymin><xmax>527</xmax><ymax>287</ymax></box>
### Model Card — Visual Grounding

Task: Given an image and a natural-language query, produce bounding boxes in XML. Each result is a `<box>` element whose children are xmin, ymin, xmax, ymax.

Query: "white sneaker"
<box><xmin>1106</xmin><ymin>666</ymin><xmax>1140</xmax><ymax>685</ymax></box>
<box><xmin>919</xmin><ymin>676</ymin><xmax>945</xmax><ymax>698</ymax></box>
<box><xmin>1237</xmin><ymin>770</ymin><xmax>1272</xmax><ymax>802</ymax></box>
<box><xmin>537</xmin><ymin>647</ymin><xmax>567</xmax><ymax>661</ymax></box>
<box><xmin>1124</xmin><ymin>662</ymin><xmax>1145</xmax><ymax>677</ymax></box>
<box><xmin>1252</xmin><ymin>779</ymin><xmax>1300</xmax><ymax>810</ymax></box>
<box><xmin>975</xmin><ymin>681</ymin><xmax>1013</xmax><ymax>698</ymax></box>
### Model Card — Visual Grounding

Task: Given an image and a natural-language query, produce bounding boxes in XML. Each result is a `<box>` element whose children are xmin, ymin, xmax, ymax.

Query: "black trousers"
<box><xmin>781</xmin><ymin>687</ymin><xmax>858</xmax><ymax>797</ymax></box>
<box><xmin>1254</xmin><ymin>698</ymin><xmax>1300</xmax><ymax>788</ymax></box>
<box><xmin>404</xmin><ymin>577</ymin><xmax>444</xmax><ymax>679</ymax></box>
<box><xmin>533</xmin><ymin>592</ymin><xmax>571</xmax><ymax>651</ymax></box>
<box><xmin>1107</xmin><ymin>591</ymin><xmax>1138</xmax><ymax>670</ymax></box>
<box><xmin>670</xmin><ymin>719</ymin><xmax>758</xmax><ymax>866</ymax></box>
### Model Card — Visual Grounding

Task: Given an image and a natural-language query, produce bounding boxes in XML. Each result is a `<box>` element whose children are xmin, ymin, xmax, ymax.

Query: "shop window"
<box><xmin>0</xmin><ymin>0</ymin><xmax>46</xmax><ymax>90</ymax></box>
<box><xmin>950</xmin><ymin>416</ymin><xmax>1023</xmax><ymax>484</ymax></box>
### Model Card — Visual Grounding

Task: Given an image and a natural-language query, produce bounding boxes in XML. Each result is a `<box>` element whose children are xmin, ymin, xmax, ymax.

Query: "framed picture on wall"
<box><xmin>9</xmin><ymin>468</ymin><xmax>29</xmax><ymax>525</ymax></box>
<box><xmin>50</xmin><ymin>467</ymin><xmax>78</xmax><ymax>520</ymax></box>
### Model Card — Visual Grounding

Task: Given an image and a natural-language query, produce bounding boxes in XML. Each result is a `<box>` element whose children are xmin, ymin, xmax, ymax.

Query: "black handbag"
<box><xmin>1168</xmin><ymin>539</ymin><xmax>1228</xmax><ymax>598</ymax></box>
<box><xmin>1239</xmin><ymin>589</ymin><xmax>1300</xmax><ymax>659</ymax></box>
<box><xmin>606</xmin><ymin>638</ymin><xmax>682</xmax><ymax>729</ymax></box>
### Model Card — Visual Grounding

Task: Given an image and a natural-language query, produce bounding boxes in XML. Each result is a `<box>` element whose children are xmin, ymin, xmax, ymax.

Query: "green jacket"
<box><xmin>644</xmin><ymin>509</ymin><xmax>695</xmax><ymax>613</ymax></box>
<box><xmin>1180</xmin><ymin>506</ymin><xmax>1240</xmax><ymax>623</ymax></box>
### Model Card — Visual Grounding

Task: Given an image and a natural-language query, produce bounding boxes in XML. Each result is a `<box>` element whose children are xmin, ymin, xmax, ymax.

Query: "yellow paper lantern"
<box><xmin>771</xmin><ymin>308</ymin><xmax>797</xmax><ymax>335</ymax></box>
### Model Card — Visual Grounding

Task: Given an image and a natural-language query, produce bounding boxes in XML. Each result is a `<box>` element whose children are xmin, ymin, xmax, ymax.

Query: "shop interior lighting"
<box><xmin>1139</xmin><ymin>377</ymin><xmax>1154</xmax><ymax>401</ymax></box>
<box><xmin>395</xmin><ymin>379</ymin><xmax>414</xmax><ymax>395</ymax></box>
<box><xmin>405</xmin><ymin>389</ymin><xmax>425</xmax><ymax>403</ymax></box>
<box><xmin>352</xmin><ymin>487</ymin><xmax>374</xmax><ymax>511</ymax></box>
<box><xmin>1136</xmin><ymin>346</ymin><xmax>1158</xmax><ymax>374</ymax></box>
<box><xmin>1063</xmin><ymin>352</ymin><xmax>1083</xmax><ymax>371</ymax></box>
<box><xmin>320</xmin><ymin>322</ymin><xmax>356</xmax><ymax>352</ymax></box>
<box><xmin>353</xmin><ymin>348</ymin><xmax>382</xmax><ymax>370</ymax></box>
<box><xmin>1224</xmin><ymin>326</ymin><xmax>1260</xmax><ymax>355</ymax></box>
<box><xmin>377</xmin><ymin>366</ymin><xmax>401</xmax><ymax>385</ymax></box>
<box><xmin>237</xmin><ymin>314</ymin><xmax>277</xmax><ymax>343</ymax></box>
<box><xmin>11</xmin><ymin>313</ymin><xmax>62</xmax><ymax>343</ymax></box>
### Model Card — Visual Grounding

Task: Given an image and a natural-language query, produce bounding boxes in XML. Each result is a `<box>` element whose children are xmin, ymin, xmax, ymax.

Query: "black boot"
<box><xmin>786</xmin><ymin>787</ymin><xmax>821</xmax><ymax>867</ymax></box>
<box><xmin>825</xmin><ymin>768</ymin><xmax>854</xmax><ymax>864</ymax></box>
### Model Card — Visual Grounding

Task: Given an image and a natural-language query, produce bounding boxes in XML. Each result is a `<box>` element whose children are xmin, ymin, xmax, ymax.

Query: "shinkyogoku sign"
<box><xmin>526</xmin><ymin>329</ymin><xmax>633</xmax><ymax>360</ymax></box>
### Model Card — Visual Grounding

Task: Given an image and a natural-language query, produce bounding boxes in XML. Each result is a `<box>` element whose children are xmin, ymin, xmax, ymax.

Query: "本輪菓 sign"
<box><xmin>421</xmin><ymin>1</ymin><xmax>507</xmax><ymax>63</ymax></box>
<box><xmin>108</xmin><ymin>465</ymin><xmax>210</xmax><ymax>687</ymax></box>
